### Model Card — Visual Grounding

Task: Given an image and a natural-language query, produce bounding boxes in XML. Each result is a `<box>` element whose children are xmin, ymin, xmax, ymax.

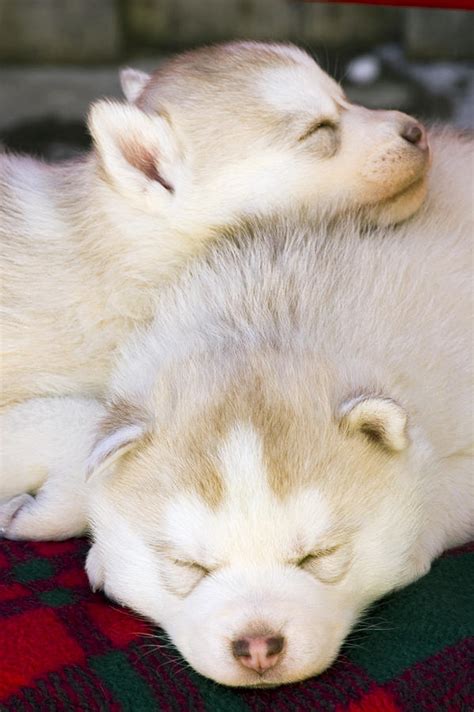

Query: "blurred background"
<box><xmin>0</xmin><ymin>0</ymin><xmax>473</xmax><ymax>161</ymax></box>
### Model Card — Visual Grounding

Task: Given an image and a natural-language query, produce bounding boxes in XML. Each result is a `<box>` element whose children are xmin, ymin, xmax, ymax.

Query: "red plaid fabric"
<box><xmin>1</xmin><ymin>539</ymin><xmax>473</xmax><ymax>711</ymax></box>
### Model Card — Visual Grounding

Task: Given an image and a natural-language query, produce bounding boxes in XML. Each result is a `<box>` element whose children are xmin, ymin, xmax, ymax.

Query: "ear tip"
<box><xmin>87</xmin><ymin>99</ymin><xmax>139</xmax><ymax>134</ymax></box>
<box><xmin>88</xmin><ymin>99</ymin><xmax>115</xmax><ymax>125</ymax></box>
<box><xmin>120</xmin><ymin>66</ymin><xmax>150</xmax><ymax>79</ymax></box>
<box><xmin>119</xmin><ymin>67</ymin><xmax>139</xmax><ymax>86</ymax></box>
<box><xmin>119</xmin><ymin>67</ymin><xmax>151</xmax><ymax>103</ymax></box>
<box><xmin>89</xmin><ymin>98</ymin><xmax>121</xmax><ymax>113</ymax></box>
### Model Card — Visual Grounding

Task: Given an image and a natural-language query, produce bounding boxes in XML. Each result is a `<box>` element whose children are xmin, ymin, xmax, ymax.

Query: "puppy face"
<box><xmin>88</xmin><ymin>370</ymin><xmax>427</xmax><ymax>687</ymax></box>
<box><xmin>145</xmin><ymin>43</ymin><xmax>429</xmax><ymax>226</ymax></box>
<box><xmin>91</xmin><ymin>43</ymin><xmax>429</xmax><ymax>231</ymax></box>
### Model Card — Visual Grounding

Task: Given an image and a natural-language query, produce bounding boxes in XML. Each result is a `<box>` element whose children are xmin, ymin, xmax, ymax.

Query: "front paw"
<box><xmin>0</xmin><ymin>494</ymin><xmax>35</xmax><ymax>539</ymax></box>
<box><xmin>86</xmin><ymin>543</ymin><xmax>106</xmax><ymax>592</ymax></box>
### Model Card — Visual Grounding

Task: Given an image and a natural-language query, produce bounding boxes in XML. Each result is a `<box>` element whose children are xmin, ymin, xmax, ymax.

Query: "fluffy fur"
<box><xmin>88</xmin><ymin>162</ymin><xmax>473</xmax><ymax>686</ymax></box>
<box><xmin>1</xmin><ymin>131</ymin><xmax>471</xmax><ymax>686</ymax></box>
<box><xmin>0</xmin><ymin>397</ymin><xmax>105</xmax><ymax>538</ymax></box>
<box><xmin>0</xmin><ymin>41</ymin><xmax>429</xmax><ymax>406</ymax></box>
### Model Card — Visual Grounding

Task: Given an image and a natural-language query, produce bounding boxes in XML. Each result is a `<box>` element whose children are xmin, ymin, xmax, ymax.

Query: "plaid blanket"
<box><xmin>1</xmin><ymin>539</ymin><xmax>472</xmax><ymax>711</ymax></box>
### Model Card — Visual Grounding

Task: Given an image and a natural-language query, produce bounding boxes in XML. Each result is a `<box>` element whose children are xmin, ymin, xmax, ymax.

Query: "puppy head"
<box><xmin>90</xmin><ymin>42</ymin><xmax>429</xmax><ymax>230</ymax></box>
<box><xmin>87</xmin><ymin>369</ymin><xmax>427</xmax><ymax>687</ymax></box>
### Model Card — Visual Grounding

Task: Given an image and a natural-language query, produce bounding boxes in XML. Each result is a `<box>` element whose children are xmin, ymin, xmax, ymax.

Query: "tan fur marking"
<box><xmin>96</xmin><ymin>400</ymin><xmax>148</xmax><ymax>442</ymax></box>
<box><xmin>180</xmin><ymin>441</ymin><xmax>225</xmax><ymax>510</ymax></box>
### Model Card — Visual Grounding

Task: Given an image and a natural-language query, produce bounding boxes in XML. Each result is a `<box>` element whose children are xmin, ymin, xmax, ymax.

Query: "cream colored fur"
<box><xmin>0</xmin><ymin>397</ymin><xmax>105</xmax><ymax>538</ymax></box>
<box><xmin>1</xmin><ymin>131</ymin><xmax>471</xmax><ymax>686</ymax></box>
<box><xmin>1</xmin><ymin>41</ymin><xmax>429</xmax><ymax>406</ymax></box>
<box><xmin>86</xmin><ymin>136</ymin><xmax>473</xmax><ymax>685</ymax></box>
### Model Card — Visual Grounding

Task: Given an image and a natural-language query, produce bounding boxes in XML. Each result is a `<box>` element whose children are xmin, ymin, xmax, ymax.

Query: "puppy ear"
<box><xmin>120</xmin><ymin>67</ymin><xmax>151</xmax><ymax>103</ymax></box>
<box><xmin>86</xmin><ymin>402</ymin><xmax>149</xmax><ymax>479</ymax></box>
<box><xmin>88</xmin><ymin>100</ymin><xmax>182</xmax><ymax>213</ymax></box>
<box><xmin>338</xmin><ymin>395</ymin><xmax>408</xmax><ymax>452</ymax></box>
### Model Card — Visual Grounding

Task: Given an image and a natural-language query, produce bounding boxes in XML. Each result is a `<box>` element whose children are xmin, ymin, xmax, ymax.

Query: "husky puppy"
<box><xmin>1</xmin><ymin>133</ymin><xmax>472</xmax><ymax>687</ymax></box>
<box><xmin>0</xmin><ymin>42</ymin><xmax>429</xmax><ymax>406</ymax></box>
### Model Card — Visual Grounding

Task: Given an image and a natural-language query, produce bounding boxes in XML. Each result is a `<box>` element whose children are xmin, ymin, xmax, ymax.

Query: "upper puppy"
<box><xmin>0</xmin><ymin>41</ymin><xmax>429</xmax><ymax>406</ymax></box>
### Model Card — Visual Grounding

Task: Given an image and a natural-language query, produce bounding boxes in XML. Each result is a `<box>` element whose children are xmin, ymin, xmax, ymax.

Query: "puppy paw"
<box><xmin>86</xmin><ymin>544</ymin><xmax>106</xmax><ymax>592</ymax></box>
<box><xmin>0</xmin><ymin>494</ymin><xmax>35</xmax><ymax>539</ymax></box>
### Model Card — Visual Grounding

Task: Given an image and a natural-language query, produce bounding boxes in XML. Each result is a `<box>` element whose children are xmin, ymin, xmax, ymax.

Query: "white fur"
<box><xmin>259</xmin><ymin>63</ymin><xmax>342</xmax><ymax>116</ymax></box>
<box><xmin>0</xmin><ymin>397</ymin><xmax>105</xmax><ymax>538</ymax></box>
<box><xmin>163</xmin><ymin>425</ymin><xmax>332</xmax><ymax>566</ymax></box>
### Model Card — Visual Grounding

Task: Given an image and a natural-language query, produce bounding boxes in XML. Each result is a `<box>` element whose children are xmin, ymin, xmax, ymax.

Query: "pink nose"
<box><xmin>231</xmin><ymin>635</ymin><xmax>285</xmax><ymax>673</ymax></box>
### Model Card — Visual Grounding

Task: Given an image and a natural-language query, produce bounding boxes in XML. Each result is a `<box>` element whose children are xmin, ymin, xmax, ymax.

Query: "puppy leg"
<box><xmin>0</xmin><ymin>396</ymin><xmax>106</xmax><ymax>539</ymax></box>
<box><xmin>0</xmin><ymin>396</ymin><xmax>105</xmax><ymax>499</ymax></box>
<box><xmin>85</xmin><ymin>543</ymin><xmax>106</xmax><ymax>592</ymax></box>
<box><xmin>0</xmin><ymin>477</ymin><xmax>88</xmax><ymax>540</ymax></box>
<box><xmin>0</xmin><ymin>494</ymin><xmax>33</xmax><ymax>535</ymax></box>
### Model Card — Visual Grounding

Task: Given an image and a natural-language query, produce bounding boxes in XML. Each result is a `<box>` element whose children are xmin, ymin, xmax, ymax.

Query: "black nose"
<box><xmin>401</xmin><ymin>122</ymin><xmax>424</xmax><ymax>146</ymax></box>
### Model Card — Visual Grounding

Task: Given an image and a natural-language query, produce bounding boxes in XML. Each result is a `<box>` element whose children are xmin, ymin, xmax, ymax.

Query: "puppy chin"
<box><xmin>200</xmin><ymin>656</ymin><xmax>338</xmax><ymax>688</ymax></box>
<box><xmin>180</xmin><ymin>637</ymin><xmax>340</xmax><ymax>688</ymax></box>
<box><xmin>367</xmin><ymin>174</ymin><xmax>428</xmax><ymax>226</ymax></box>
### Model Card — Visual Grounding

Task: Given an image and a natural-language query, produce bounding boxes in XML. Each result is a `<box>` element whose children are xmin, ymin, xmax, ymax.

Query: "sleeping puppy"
<box><xmin>1</xmin><ymin>135</ymin><xmax>472</xmax><ymax>688</ymax></box>
<box><xmin>0</xmin><ymin>41</ymin><xmax>429</xmax><ymax>406</ymax></box>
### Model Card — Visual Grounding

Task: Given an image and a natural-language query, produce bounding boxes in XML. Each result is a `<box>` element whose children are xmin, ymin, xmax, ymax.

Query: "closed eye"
<box><xmin>173</xmin><ymin>559</ymin><xmax>213</xmax><ymax>576</ymax></box>
<box><xmin>294</xmin><ymin>544</ymin><xmax>351</xmax><ymax>584</ymax></box>
<box><xmin>151</xmin><ymin>541</ymin><xmax>216</xmax><ymax>576</ymax></box>
<box><xmin>158</xmin><ymin>557</ymin><xmax>216</xmax><ymax>598</ymax></box>
<box><xmin>295</xmin><ymin>545</ymin><xmax>340</xmax><ymax>567</ymax></box>
<box><xmin>298</xmin><ymin>119</ymin><xmax>337</xmax><ymax>142</ymax></box>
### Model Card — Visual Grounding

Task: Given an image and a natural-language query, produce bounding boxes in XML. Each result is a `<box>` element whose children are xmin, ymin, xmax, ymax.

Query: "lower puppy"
<box><xmin>89</xmin><ymin>209</ymin><xmax>473</xmax><ymax>687</ymax></box>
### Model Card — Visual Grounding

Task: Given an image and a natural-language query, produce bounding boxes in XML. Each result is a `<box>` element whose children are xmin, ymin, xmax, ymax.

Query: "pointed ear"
<box><xmin>339</xmin><ymin>395</ymin><xmax>408</xmax><ymax>452</ymax></box>
<box><xmin>120</xmin><ymin>67</ymin><xmax>151</xmax><ymax>103</ymax></box>
<box><xmin>86</xmin><ymin>402</ymin><xmax>149</xmax><ymax>480</ymax></box>
<box><xmin>88</xmin><ymin>100</ymin><xmax>182</xmax><ymax>213</ymax></box>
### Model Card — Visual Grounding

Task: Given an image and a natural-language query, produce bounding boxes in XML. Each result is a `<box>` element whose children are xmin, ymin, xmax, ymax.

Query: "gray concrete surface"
<box><xmin>1</xmin><ymin>2</ymin><xmax>472</xmax><ymax>62</ymax></box>
<box><xmin>0</xmin><ymin>0</ymin><xmax>120</xmax><ymax>63</ymax></box>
